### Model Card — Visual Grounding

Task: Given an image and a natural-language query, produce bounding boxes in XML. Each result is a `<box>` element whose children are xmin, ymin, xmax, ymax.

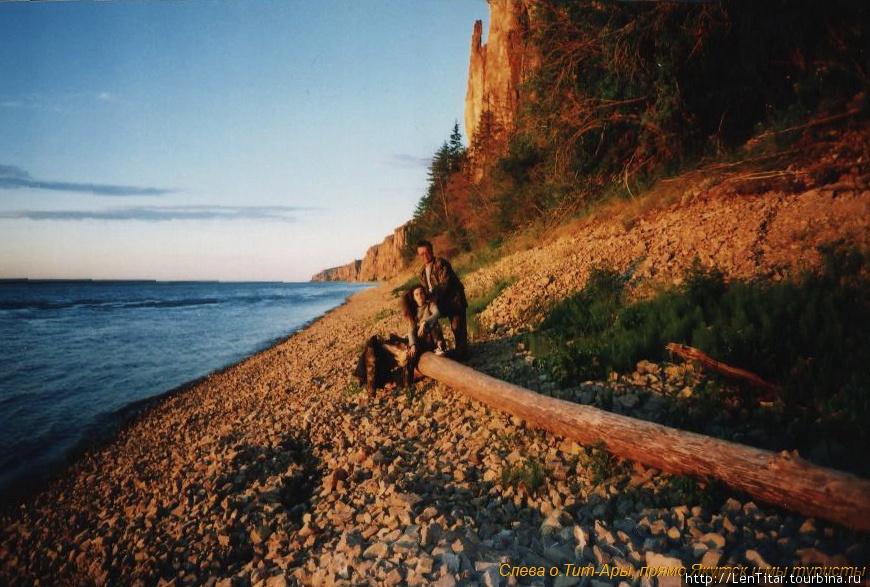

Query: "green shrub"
<box><xmin>521</xmin><ymin>0</ymin><xmax>869</xmax><ymax>204</ymax></box>
<box><xmin>527</xmin><ymin>245</ymin><xmax>870</xmax><ymax>472</ymax></box>
<box><xmin>501</xmin><ymin>458</ymin><xmax>548</xmax><ymax>495</ymax></box>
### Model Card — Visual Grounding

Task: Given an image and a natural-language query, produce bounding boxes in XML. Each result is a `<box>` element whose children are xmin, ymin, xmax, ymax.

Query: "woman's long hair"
<box><xmin>401</xmin><ymin>285</ymin><xmax>424</xmax><ymax>325</ymax></box>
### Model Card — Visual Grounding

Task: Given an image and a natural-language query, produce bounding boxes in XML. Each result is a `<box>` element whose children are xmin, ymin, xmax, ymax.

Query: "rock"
<box><xmin>744</xmin><ymin>549</ymin><xmax>771</xmax><ymax>569</ymax></box>
<box><xmin>723</xmin><ymin>498</ymin><xmax>742</xmax><ymax>515</ymax></box>
<box><xmin>384</xmin><ymin>568</ymin><xmax>404</xmax><ymax>586</ymax></box>
<box><xmin>389</xmin><ymin>492</ymin><xmax>423</xmax><ymax>508</ymax></box>
<box><xmin>264</xmin><ymin>575</ymin><xmax>288</xmax><ymax>587</ymax></box>
<box><xmin>701</xmin><ymin>550</ymin><xmax>722</xmax><ymax>568</ymax></box>
<box><xmin>798</xmin><ymin>519</ymin><xmax>817</xmax><ymax>535</ymax></box>
<box><xmin>574</xmin><ymin>525</ymin><xmax>589</xmax><ymax>555</ymax></box>
<box><xmin>795</xmin><ymin>548</ymin><xmax>849</xmax><ymax>566</ymax></box>
<box><xmin>416</xmin><ymin>555</ymin><xmax>435</xmax><ymax>575</ymax></box>
<box><xmin>451</xmin><ymin>537</ymin><xmax>477</xmax><ymax>557</ymax></box>
<box><xmin>592</xmin><ymin>545</ymin><xmax>611</xmax><ymax>566</ymax></box>
<box><xmin>362</xmin><ymin>542</ymin><xmax>389</xmax><ymax>560</ymax></box>
<box><xmin>421</xmin><ymin>522</ymin><xmax>443</xmax><ymax>548</ymax></box>
<box><xmin>440</xmin><ymin>553</ymin><xmax>461</xmax><ymax>574</ymax></box>
<box><xmin>649</xmin><ymin>520</ymin><xmax>668</xmax><ymax>536</ymax></box>
<box><xmin>541</xmin><ymin>509</ymin><xmax>567</xmax><ymax>537</ymax></box>
<box><xmin>543</xmin><ymin>545</ymin><xmax>574</xmax><ymax>564</ymax></box>
<box><xmin>616</xmin><ymin>392</ymin><xmax>640</xmax><ymax>410</ymax></box>
<box><xmin>645</xmin><ymin>552</ymin><xmax>684</xmax><ymax>571</ymax></box>
<box><xmin>698</xmin><ymin>532</ymin><xmax>726</xmax><ymax>549</ymax></box>
<box><xmin>554</xmin><ymin>575</ymin><xmax>583</xmax><ymax>587</ymax></box>
<box><xmin>434</xmin><ymin>575</ymin><xmax>458</xmax><ymax>587</ymax></box>
<box><xmin>251</xmin><ymin>525</ymin><xmax>272</xmax><ymax>544</ymax></box>
<box><xmin>481</xmin><ymin>564</ymin><xmax>502</xmax><ymax>587</ymax></box>
<box><xmin>636</xmin><ymin>360</ymin><xmax>660</xmax><ymax>375</ymax></box>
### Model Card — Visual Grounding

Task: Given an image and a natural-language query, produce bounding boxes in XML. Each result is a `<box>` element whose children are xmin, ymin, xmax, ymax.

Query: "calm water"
<box><xmin>0</xmin><ymin>280</ymin><xmax>370</xmax><ymax>505</ymax></box>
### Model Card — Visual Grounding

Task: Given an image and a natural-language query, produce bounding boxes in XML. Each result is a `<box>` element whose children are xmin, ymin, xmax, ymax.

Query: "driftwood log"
<box><xmin>666</xmin><ymin>342</ymin><xmax>778</xmax><ymax>397</ymax></box>
<box><xmin>417</xmin><ymin>353</ymin><xmax>870</xmax><ymax>531</ymax></box>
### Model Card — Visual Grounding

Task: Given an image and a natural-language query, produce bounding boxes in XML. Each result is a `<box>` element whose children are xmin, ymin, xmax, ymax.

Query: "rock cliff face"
<box><xmin>310</xmin><ymin>260</ymin><xmax>361</xmax><ymax>283</ymax></box>
<box><xmin>311</xmin><ymin>223</ymin><xmax>410</xmax><ymax>282</ymax></box>
<box><xmin>357</xmin><ymin>223</ymin><xmax>410</xmax><ymax>281</ymax></box>
<box><xmin>465</xmin><ymin>0</ymin><xmax>533</xmax><ymax>180</ymax></box>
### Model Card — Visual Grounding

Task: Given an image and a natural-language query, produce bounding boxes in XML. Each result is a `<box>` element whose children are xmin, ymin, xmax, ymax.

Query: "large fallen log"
<box><xmin>417</xmin><ymin>353</ymin><xmax>870</xmax><ymax>531</ymax></box>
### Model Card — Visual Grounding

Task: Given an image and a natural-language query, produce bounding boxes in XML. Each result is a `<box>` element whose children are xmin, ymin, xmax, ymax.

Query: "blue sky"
<box><xmin>0</xmin><ymin>0</ymin><xmax>488</xmax><ymax>281</ymax></box>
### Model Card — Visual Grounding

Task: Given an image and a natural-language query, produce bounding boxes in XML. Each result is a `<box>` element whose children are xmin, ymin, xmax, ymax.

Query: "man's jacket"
<box><xmin>419</xmin><ymin>257</ymin><xmax>468</xmax><ymax>316</ymax></box>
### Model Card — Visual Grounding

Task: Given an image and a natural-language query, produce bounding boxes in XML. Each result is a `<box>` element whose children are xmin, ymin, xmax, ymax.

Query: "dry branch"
<box><xmin>666</xmin><ymin>342</ymin><xmax>778</xmax><ymax>396</ymax></box>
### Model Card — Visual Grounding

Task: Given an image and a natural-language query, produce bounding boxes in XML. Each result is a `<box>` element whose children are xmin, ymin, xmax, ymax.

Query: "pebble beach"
<box><xmin>2</xmin><ymin>182</ymin><xmax>870</xmax><ymax>586</ymax></box>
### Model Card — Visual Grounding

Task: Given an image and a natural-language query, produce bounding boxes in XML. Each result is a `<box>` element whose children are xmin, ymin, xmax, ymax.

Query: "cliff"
<box><xmin>310</xmin><ymin>260</ymin><xmax>361</xmax><ymax>282</ymax></box>
<box><xmin>311</xmin><ymin>223</ymin><xmax>410</xmax><ymax>282</ymax></box>
<box><xmin>357</xmin><ymin>223</ymin><xmax>410</xmax><ymax>281</ymax></box>
<box><xmin>313</xmin><ymin>1</ymin><xmax>534</xmax><ymax>281</ymax></box>
<box><xmin>465</xmin><ymin>0</ymin><xmax>533</xmax><ymax>180</ymax></box>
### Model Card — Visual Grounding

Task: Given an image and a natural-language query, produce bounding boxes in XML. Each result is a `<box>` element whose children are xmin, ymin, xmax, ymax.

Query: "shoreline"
<box><xmin>0</xmin><ymin>283</ymin><xmax>372</xmax><ymax>513</ymax></box>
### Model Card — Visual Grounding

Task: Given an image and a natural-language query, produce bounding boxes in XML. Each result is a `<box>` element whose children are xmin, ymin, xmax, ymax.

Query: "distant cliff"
<box><xmin>310</xmin><ymin>260</ymin><xmax>361</xmax><ymax>282</ymax></box>
<box><xmin>357</xmin><ymin>223</ymin><xmax>410</xmax><ymax>281</ymax></box>
<box><xmin>311</xmin><ymin>223</ymin><xmax>410</xmax><ymax>282</ymax></box>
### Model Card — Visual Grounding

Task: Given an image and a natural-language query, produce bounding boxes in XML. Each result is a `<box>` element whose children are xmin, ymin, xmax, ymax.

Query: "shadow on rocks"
<box><xmin>208</xmin><ymin>434</ymin><xmax>322</xmax><ymax>576</ymax></box>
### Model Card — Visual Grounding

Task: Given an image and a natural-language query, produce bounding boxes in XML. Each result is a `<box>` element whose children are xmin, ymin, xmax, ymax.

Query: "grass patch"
<box><xmin>343</xmin><ymin>379</ymin><xmax>364</xmax><ymax>398</ymax></box>
<box><xmin>661</xmin><ymin>475</ymin><xmax>728</xmax><ymax>511</ymax></box>
<box><xmin>527</xmin><ymin>243</ymin><xmax>870</xmax><ymax>474</ymax></box>
<box><xmin>391</xmin><ymin>275</ymin><xmax>419</xmax><ymax>297</ymax></box>
<box><xmin>584</xmin><ymin>443</ymin><xmax>617</xmax><ymax>485</ymax></box>
<box><xmin>468</xmin><ymin>276</ymin><xmax>518</xmax><ymax>315</ymax></box>
<box><xmin>501</xmin><ymin>458</ymin><xmax>548</xmax><ymax>495</ymax></box>
<box><xmin>466</xmin><ymin>276</ymin><xmax>517</xmax><ymax>337</ymax></box>
<box><xmin>456</xmin><ymin>240</ymin><xmax>506</xmax><ymax>279</ymax></box>
<box><xmin>371</xmin><ymin>307</ymin><xmax>396</xmax><ymax>323</ymax></box>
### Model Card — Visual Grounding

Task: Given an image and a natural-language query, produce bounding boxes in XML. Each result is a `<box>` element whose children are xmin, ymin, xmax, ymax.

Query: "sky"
<box><xmin>0</xmin><ymin>0</ymin><xmax>489</xmax><ymax>282</ymax></box>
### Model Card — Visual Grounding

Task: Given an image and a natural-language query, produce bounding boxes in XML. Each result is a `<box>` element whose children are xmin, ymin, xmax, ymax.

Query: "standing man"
<box><xmin>416</xmin><ymin>239</ymin><xmax>469</xmax><ymax>360</ymax></box>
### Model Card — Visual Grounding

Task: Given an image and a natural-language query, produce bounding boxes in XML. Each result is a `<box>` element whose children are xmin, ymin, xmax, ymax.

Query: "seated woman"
<box><xmin>401</xmin><ymin>285</ymin><xmax>448</xmax><ymax>360</ymax></box>
<box><xmin>352</xmin><ymin>285</ymin><xmax>447</xmax><ymax>393</ymax></box>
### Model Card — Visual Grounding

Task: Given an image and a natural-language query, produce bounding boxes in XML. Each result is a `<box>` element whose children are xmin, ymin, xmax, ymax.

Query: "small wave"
<box><xmin>0</xmin><ymin>297</ymin><xmax>223</xmax><ymax>312</ymax></box>
<box><xmin>0</xmin><ymin>284</ymin><xmax>365</xmax><ymax>313</ymax></box>
<box><xmin>123</xmin><ymin>298</ymin><xmax>221</xmax><ymax>309</ymax></box>
<box><xmin>0</xmin><ymin>298</ymin><xmax>112</xmax><ymax>311</ymax></box>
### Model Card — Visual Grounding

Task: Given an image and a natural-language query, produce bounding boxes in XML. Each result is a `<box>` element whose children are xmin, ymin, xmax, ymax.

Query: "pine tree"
<box><xmin>448</xmin><ymin>121</ymin><xmax>465</xmax><ymax>172</ymax></box>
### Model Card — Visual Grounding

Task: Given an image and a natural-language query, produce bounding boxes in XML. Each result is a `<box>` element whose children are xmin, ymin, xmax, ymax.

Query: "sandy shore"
<box><xmin>3</xmin><ymin>184</ymin><xmax>870</xmax><ymax>586</ymax></box>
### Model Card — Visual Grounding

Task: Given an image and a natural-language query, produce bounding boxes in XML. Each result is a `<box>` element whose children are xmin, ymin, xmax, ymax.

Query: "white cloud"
<box><xmin>0</xmin><ymin>205</ymin><xmax>310</xmax><ymax>223</ymax></box>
